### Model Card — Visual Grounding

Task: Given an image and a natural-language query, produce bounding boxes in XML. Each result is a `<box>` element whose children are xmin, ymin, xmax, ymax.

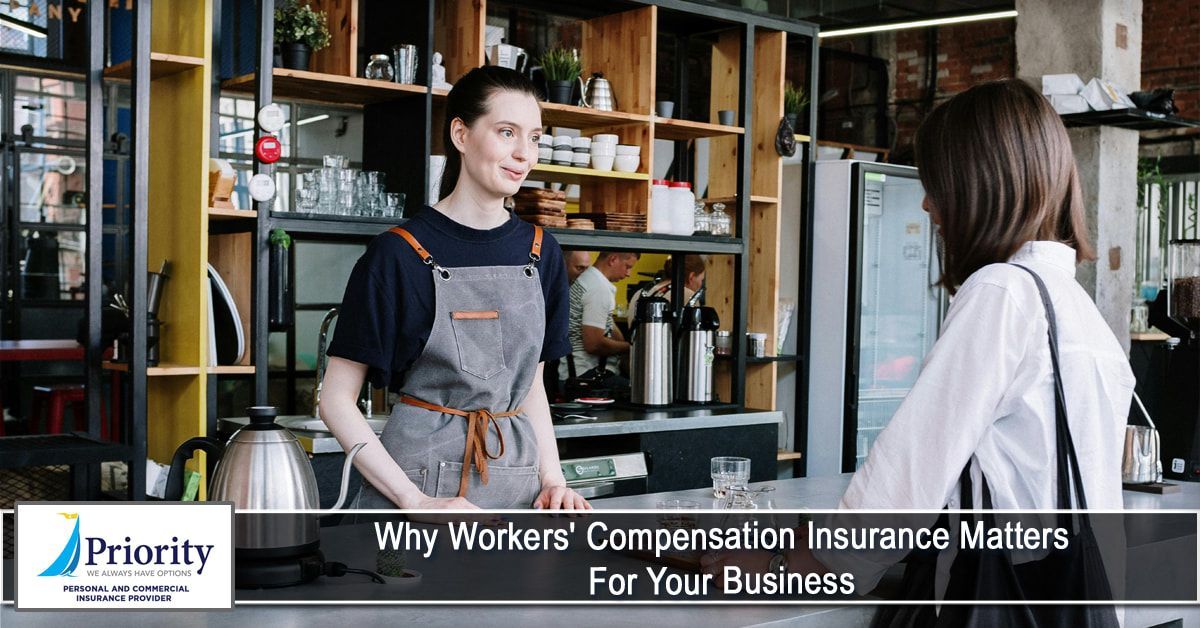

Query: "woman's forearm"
<box><xmin>526</xmin><ymin>363</ymin><xmax>567</xmax><ymax>487</ymax></box>
<box><xmin>319</xmin><ymin>357</ymin><xmax>425</xmax><ymax>509</ymax></box>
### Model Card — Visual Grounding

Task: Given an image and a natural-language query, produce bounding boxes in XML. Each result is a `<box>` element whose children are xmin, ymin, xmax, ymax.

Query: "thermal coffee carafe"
<box><xmin>630</xmin><ymin>295</ymin><xmax>673</xmax><ymax>405</ymax></box>
<box><xmin>677</xmin><ymin>306</ymin><xmax>720</xmax><ymax>402</ymax></box>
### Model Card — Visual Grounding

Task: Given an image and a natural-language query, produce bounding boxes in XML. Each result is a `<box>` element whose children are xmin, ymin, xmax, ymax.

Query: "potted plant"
<box><xmin>540</xmin><ymin>46</ymin><xmax>581</xmax><ymax>105</ymax></box>
<box><xmin>274</xmin><ymin>0</ymin><xmax>331</xmax><ymax>71</ymax></box>
<box><xmin>784</xmin><ymin>81</ymin><xmax>809</xmax><ymax>128</ymax></box>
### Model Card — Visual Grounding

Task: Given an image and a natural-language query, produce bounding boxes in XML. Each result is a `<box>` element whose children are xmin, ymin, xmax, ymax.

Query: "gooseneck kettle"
<box><xmin>166</xmin><ymin>406</ymin><xmax>371</xmax><ymax>588</ymax></box>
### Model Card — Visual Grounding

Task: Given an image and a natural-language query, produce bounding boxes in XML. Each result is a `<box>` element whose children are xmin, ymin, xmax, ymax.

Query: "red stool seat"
<box><xmin>30</xmin><ymin>384</ymin><xmax>112</xmax><ymax>438</ymax></box>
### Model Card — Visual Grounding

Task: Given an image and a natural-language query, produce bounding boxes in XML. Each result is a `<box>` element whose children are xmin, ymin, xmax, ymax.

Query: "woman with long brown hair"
<box><xmin>705</xmin><ymin>79</ymin><xmax>1134</xmax><ymax>620</ymax></box>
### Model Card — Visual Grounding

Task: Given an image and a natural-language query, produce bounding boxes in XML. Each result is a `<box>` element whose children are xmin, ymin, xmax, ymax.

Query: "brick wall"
<box><xmin>1141</xmin><ymin>0</ymin><xmax>1200</xmax><ymax>149</ymax></box>
<box><xmin>820</xmin><ymin>3</ymin><xmax>1197</xmax><ymax>161</ymax></box>
<box><xmin>889</xmin><ymin>20</ymin><xmax>1015</xmax><ymax>162</ymax></box>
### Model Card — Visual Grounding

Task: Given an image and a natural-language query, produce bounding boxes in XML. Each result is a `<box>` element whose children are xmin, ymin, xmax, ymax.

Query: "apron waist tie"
<box><xmin>399</xmin><ymin>394</ymin><xmax>522</xmax><ymax>498</ymax></box>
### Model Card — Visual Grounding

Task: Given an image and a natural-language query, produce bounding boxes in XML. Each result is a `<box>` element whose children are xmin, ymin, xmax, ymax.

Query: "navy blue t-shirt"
<box><xmin>327</xmin><ymin>206</ymin><xmax>571</xmax><ymax>392</ymax></box>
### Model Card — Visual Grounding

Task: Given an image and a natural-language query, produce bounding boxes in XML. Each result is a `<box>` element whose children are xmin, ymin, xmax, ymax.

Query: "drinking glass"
<box><xmin>710</xmin><ymin>456</ymin><xmax>750</xmax><ymax>498</ymax></box>
<box><xmin>317</xmin><ymin>167</ymin><xmax>338</xmax><ymax>214</ymax></box>
<box><xmin>323</xmin><ymin>154</ymin><xmax>348</xmax><ymax>169</ymax></box>
<box><xmin>655</xmin><ymin>499</ymin><xmax>700</xmax><ymax>530</ymax></box>
<box><xmin>384</xmin><ymin>192</ymin><xmax>404</xmax><ymax>218</ymax></box>
<box><xmin>337</xmin><ymin>168</ymin><xmax>357</xmax><ymax>215</ymax></box>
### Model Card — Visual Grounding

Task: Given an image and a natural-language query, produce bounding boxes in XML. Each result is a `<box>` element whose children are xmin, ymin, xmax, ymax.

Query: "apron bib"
<box><xmin>355</xmin><ymin>224</ymin><xmax>547</xmax><ymax>509</ymax></box>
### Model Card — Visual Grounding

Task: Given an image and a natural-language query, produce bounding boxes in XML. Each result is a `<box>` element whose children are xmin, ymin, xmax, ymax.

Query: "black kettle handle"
<box><xmin>164</xmin><ymin>436</ymin><xmax>224</xmax><ymax>501</ymax></box>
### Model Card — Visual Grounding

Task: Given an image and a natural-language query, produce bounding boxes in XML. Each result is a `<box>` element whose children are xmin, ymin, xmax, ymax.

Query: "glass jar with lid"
<box><xmin>1168</xmin><ymin>239</ymin><xmax>1200</xmax><ymax>325</ymax></box>
<box><xmin>365</xmin><ymin>54</ymin><xmax>394</xmax><ymax>81</ymax></box>
<box><xmin>711</xmin><ymin>202</ymin><xmax>729</xmax><ymax>236</ymax></box>
<box><xmin>693</xmin><ymin>201</ymin><xmax>711</xmax><ymax>235</ymax></box>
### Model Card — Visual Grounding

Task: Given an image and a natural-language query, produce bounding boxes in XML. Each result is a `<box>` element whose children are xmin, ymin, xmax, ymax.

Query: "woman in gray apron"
<box><xmin>319</xmin><ymin>66</ymin><xmax>589</xmax><ymax>511</ymax></box>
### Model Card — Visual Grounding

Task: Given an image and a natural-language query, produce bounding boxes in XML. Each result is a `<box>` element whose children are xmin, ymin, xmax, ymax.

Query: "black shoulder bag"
<box><xmin>873</xmin><ymin>265</ymin><xmax>1120</xmax><ymax>627</ymax></box>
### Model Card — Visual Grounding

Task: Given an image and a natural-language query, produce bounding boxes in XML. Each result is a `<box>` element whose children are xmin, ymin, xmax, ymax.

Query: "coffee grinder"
<box><xmin>1148</xmin><ymin>239</ymin><xmax>1200</xmax><ymax>480</ymax></box>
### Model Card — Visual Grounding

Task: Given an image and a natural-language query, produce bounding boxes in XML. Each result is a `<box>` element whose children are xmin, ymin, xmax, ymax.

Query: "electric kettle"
<box><xmin>165</xmin><ymin>405</ymin><xmax>365</xmax><ymax>555</ymax></box>
<box><xmin>579</xmin><ymin>72</ymin><xmax>616</xmax><ymax>111</ymax></box>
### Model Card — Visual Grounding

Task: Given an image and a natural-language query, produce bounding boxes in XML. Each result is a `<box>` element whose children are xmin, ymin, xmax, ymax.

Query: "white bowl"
<box><xmin>572</xmin><ymin>153</ymin><xmax>590</xmax><ymax>167</ymax></box>
<box><xmin>538</xmin><ymin>146</ymin><xmax>553</xmax><ymax>160</ymax></box>
<box><xmin>552</xmin><ymin>149</ymin><xmax>575</xmax><ymax>165</ymax></box>
<box><xmin>614</xmin><ymin>154</ymin><xmax>640</xmax><ymax>172</ymax></box>
<box><xmin>590</xmin><ymin>142</ymin><xmax>616</xmax><ymax>156</ymax></box>
<box><xmin>593</xmin><ymin>133</ymin><xmax>619</xmax><ymax>145</ymax></box>
<box><xmin>615</xmin><ymin>144</ymin><xmax>641</xmax><ymax>156</ymax></box>
<box><xmin>573</xmin><ymin>137</ymin><xmax>592</xmax><ymax>151</ymax></box>
<box><xmin>538</xmin><ymin>135</ymin><xmax>553</xmax><ymax>147</ymax></box>
<box><xmin>553</xmin><ymin>135</ymin><xmax>573</xmax><ymax>150</ymax></box>
<box><xmin>591</xmin><ymin>154</ymin><xmax>615</xmax><ymax>171</ymax></box>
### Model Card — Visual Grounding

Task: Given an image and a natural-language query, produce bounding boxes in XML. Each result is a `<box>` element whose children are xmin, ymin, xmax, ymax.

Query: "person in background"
<box><xmin>626</xmin><ymin>254</ymin><xmax>707</xmax><ymax>324</ymax></box>
<box><xmin>560</xmin><ymin>251</ymin><xmax>638</xmax><ymax>384</ymax></box>
<box><xmin>564</xmin><ymin>250</ymin><xmax>593</xmax><ymax>285</ymax></box>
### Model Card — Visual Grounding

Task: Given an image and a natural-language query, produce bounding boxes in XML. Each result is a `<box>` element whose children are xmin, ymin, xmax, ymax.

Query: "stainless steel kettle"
<box><xmin>630</xmin><ymin>294</ymin><xmax>673</xmax><ymax>406</ymax></box>
<box><xmin>165</xmin><ymin>405</ymin><xmax>365</xmax><ymax>553</ymax></box>
<box><xmin>579</xmin><ymin>72</ymin><xmax>616</xmax><ymax>111</ymax></box>
<box><xmin>677</xmin><ymin>305</ymin><xmax>720</xmax><ymax>403</ymax></box>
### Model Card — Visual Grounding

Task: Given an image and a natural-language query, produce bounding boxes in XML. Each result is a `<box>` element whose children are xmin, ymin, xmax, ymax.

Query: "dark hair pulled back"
<box><xmin>439</xmin><ymin>65</ymin><xmax>541</xmax><ymax>200</ymax></box>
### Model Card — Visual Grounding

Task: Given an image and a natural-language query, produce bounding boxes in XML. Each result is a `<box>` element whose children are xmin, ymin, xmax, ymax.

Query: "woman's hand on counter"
<box><xmin>533</xmin><ymin>484</ymin><xmax>592</xmax><ymax>510</ymax></box>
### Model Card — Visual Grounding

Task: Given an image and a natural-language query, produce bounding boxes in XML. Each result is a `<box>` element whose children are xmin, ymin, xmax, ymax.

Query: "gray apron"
<box><xmin>355</xmin><ymin>225</ymin><xmax>546</xmax><ymax>509</ymax></box>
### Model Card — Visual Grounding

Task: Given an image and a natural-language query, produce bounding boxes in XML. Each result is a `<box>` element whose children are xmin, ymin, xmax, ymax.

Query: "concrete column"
<box><xmin>1016</xmin><ymin>0</ymin><xmax>1142</xmax><ymax>353</ymax></box>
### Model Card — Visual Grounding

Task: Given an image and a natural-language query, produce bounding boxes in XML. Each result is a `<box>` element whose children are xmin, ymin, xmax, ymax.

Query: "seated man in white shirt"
<box><xmin>560</xmin><ymin>251</ymin><xmax>639</xmax><ymax>388</ymax></box>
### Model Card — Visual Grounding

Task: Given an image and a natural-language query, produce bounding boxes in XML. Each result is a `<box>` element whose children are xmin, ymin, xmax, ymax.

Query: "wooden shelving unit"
<box><xmin>528</xmin><ymin>163</ymin><xmax>650</xmax><ymax>185</ymax></box>
<box><xmin>653</xmin><ymin>117</ymin><xmax>744</xmax><ymax>141</ymax></box>
<box><xmin>207</xmin><ymin>207</ymin><xmax>257</xmax><ymax>220</ymax></box>
<box><xmin>104</xmin><ymin>51</ymin><xmax>205</xmax><ymax>81</ymax></box>
<box><xmin>104</xmin><ymin>362</ymin><xmax>204</xmax><ymax>376</ymax></box>
<box><xmin>222</xmin><ymin>68</ymin><xmax>426</xmax><ymax>105</ymax></box>
<box><xmin>539</xmin><ymin>102</ymin><xmax>652</xmax><ymax>128</ymax></box>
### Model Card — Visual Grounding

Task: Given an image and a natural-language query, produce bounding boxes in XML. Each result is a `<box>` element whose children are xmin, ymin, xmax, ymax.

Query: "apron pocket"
<box><xmin>449</xmin><ymin>310</ymin><xmax>507</xmax><ymax>380</ymax></box>
<box><xmin>434</xmin><ymin>460</ymin><xmax>540</xmax><ymax>507</ymax></box>
<box><xmin>403</xmin><ymin>468</ymin><xmax>428</xmax><ymax>495</ymax></box>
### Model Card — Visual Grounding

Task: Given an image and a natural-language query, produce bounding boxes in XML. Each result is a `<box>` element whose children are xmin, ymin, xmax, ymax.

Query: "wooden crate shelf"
<box><xmin>104</xmin><ymin>52</ymin><xmax>204</xmax><ymax>81</ymax></box>
<box><xmin>528</xmin><ymin>163</ymin><xmax>649</xmax><ymax>185</ymax></box>
<box><xmin>222</xmin><ymin>69</ymin><xmax>426</xmax><ymax>105</ymax></box>
<box><xmin>654</xmin><ymin>117</ymin><xmax>744</xmax><ymax>140</ymax></box>
<box><xmin>103</xmin><ymin>362</ymin><xmax>202</xmax><ymax>376</ymax></box>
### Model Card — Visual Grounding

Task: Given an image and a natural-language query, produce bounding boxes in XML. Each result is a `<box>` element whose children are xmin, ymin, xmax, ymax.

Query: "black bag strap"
<box><xmin>1011</xmin><ymin>263</ymin><xmax>1090</xmax><ymax>513</ymax></box>
<box><xmin>956</xmin><ymin>265</ymin><xmax>1090</xmax><ymax>529</ymax></box>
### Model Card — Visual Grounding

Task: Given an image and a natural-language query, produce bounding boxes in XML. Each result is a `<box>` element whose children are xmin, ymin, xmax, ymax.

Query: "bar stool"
<box><xmin>30</xmin><ymin>384</ymin><xmax>113</xmax><ymax>438</ymax></box>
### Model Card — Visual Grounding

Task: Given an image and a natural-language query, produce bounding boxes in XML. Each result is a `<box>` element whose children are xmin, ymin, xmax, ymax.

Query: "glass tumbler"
<box><xmin>710</xmin><ymin>456</ymin><xmax>750</xmax><ymax>498</ymax></box>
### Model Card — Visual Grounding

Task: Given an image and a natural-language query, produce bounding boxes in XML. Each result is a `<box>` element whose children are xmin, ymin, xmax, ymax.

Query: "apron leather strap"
<box><xmin>399</xmin><ymin>394</ymin><xmax>522</xmax><ymax>499</ymax></box>
<box><xmin>389</xmin><ymin>227</ymin><xmax>434</xmax><ymax>265</ymax></box>
<box><xmin>530</xmin><ymin>226</ymin><xmax>543</xmax><ymax>260</ymax></box>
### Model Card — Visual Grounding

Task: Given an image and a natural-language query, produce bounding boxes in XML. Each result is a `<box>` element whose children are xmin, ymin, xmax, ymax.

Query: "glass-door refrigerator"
<box><xmin>807</xmin><ymin>161</ymin><xmax>945</xmax><ymax>475</ymax></box>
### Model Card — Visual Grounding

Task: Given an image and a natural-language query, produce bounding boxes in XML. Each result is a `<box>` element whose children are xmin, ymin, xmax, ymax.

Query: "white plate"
<box><xmin>575</xmin><ymin>397</ymin><xmax>615</xmax><ymax>405</ymax></box>
<box><xmin>207</xmin><ymin>263</ymin><xmax>244</xmax><ymax>365</ymax></box>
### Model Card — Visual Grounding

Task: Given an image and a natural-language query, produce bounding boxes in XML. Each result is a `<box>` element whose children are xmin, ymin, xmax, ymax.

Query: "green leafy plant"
<box><xmin>784</xmin><ymin>82</ymin><xmax>809</xmax><ymax>116</ymax></box>
<box><xmin>540</xmin><ymin>46</ymin><xmax>581</xmax><ymax>82</ymax></box>
<box><xmin>270</xmin><ymin>228</ymin><xmax>292</xmax><ymax>249</ymax></box>
<box><xmin>274</xmin><ymin>0</ymin><xmax>331</xmax><ymax>50</ymax></box>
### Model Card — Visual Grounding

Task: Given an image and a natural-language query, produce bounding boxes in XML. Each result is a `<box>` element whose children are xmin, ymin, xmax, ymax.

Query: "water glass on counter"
<box><xmin>710</xmin><ymin>456</ymin><xmax>750</xmax><ymax>498</ymax></box>
<box><xmin>655</xmin><ymin>499</ymin><xmax>700</xmax><ymax>530</ymax></box>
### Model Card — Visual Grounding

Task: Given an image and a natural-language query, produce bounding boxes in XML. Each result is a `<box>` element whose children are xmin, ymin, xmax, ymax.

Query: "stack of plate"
<box><xmin>566</xmin><ymin>218</ymin><xmax>595</xmax><ymax>230</ymax></box>
<box><xmin>512</xmin><ymin>188</ymin><xmax>567</xmax><ymax>228</ymax></box>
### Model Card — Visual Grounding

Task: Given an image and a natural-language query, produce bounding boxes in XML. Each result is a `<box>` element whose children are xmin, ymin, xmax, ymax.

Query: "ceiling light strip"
<box><xmin>818</xmin><ymin>10</ymin><xmax>1018</xmax><ymax>38</ymax></box>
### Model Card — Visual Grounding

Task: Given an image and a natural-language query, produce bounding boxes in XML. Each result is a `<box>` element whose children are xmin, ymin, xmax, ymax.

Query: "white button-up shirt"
<box><xmin>832</xmin><ymin>240</ymin><xmax>1135</xmax><ymax>594</ymax></box>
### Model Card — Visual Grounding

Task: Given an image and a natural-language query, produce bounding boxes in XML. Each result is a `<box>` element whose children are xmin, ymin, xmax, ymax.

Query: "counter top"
<box><xmin>220</xmin><ymin>407</ymin><xmax>782</xmax><ymax>453</ymax></box>
<box><xmin>595</xmin><ymin>473</ymin><xmax>1200</xmax><ymax>510</ymax></box>
<box><xmin>5</xmin><ymin>474</ymin><xmax>1197</xmax><ymax>627</ymax></box>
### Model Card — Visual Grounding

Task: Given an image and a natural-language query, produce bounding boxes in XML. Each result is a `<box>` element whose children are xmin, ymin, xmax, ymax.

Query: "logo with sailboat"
<box><xmin>38</xmin><ymin>512</ymin><xmax>82</xmax><ymax>577</ymax></box>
